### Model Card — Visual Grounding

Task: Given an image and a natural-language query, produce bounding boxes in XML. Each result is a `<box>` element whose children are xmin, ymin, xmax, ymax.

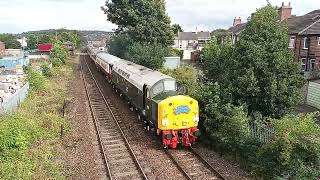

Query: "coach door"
<box><xmin>143</xmin><ymin>84</ymin><xmax>148</xmax><ymax>110</ymax></box>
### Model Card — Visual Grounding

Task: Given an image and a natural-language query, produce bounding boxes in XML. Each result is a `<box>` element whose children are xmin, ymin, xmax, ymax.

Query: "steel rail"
<box><xmin>82</xmin><ymin>56</ymin><xmax>148</xmax><ymax>180</ymax></box>
<box><xmin>164</xmin><ymin>149</ymin><xmax>193</xmax><ymax>180</ymax></box>
<box><xmin>80</xmin><ymin>56</ymin><xmax>112</xmax><ymax>180</ymax></box>
<box><xmin>190</xmin><ymin>147</ymin><xmax>226</xmax><ymax>180</ymax></box>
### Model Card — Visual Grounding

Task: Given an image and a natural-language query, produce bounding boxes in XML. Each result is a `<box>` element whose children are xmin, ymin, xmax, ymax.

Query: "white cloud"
<box><xmin>0</xmin><ymin>0</ymin><xmax>319</xmax><ymax>33</ymax></box>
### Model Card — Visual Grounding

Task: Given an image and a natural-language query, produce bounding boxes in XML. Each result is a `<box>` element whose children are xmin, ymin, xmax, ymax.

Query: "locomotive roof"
<box><xmin>98</xmin><ymin>52</ymin><xmax>174</xmax><ymax>90</ymax></box>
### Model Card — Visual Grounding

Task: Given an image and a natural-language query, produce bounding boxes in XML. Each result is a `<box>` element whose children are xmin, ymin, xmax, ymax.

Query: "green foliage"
<box><xmin>50</xmin><ymin>40</ymin><xmax>68</xmax><ymax>67</ymax></box>
<box><xmin>254</xmin><ymin>113</ymin><xmax>320</xmax><ymax>179</ymax></box>
<box><xmin>40</xmin><ymin>63</ymin><xmax>53</xmax><ymax>77</ymax></box>
<box><xmin>103</xmin><ymin>0</ymin><xmax>174</xmax><ymax>46</ymax></box>
<box><xmin>172</xmin><ymin>24</ymin><xmax>183</xmax><ymax>35</ymax></box>
<box><xmin>202</xmin><ymin>5</ymin><xmax>305</xmax><ymax>118</ymax></box>
<box><xmin>109</xmin><ymin>33</ymin><xmax>133</xmax><ymax>59</ymax></box>
<box><xmin>26</xmin><ymin>30</ymin><xmax>81</xmax><ymax>50</ymax></box>
<box><xmin>0</xmin><ymin>60</ymin><xmax>73</xmax><ymax>179</ymax></box>
<box><xmin>0</xmin><ymin>34</ymin><xmax>21</xmax><ymax>49</ymax></box>
<box><xmin>124</xmin><ymin>42</ymin><xmax>167</xmax><ymax>70</ymax></box>
<box><xmin>211</xmin><ymin>29</ymin><xmax>229</xmax><ymax>44</ymax></box>
<box><xmin>26</xmin><ymin>67</ymin><xmax>46</xmax><ymax>91</ymax></box>
<box><xmin>160</xmin><ymin>65</ymin><xmax>198</xmax><ymax>96</ymax></box>
<box><xmin>199</xmin><ymin>83</ymin><xmax>251</xmax><ymax>155</ymax></box>
<box><xmin>27</xmin><ymin>34</ymin><xmax>51</xmax><ymax>50</ymax></box>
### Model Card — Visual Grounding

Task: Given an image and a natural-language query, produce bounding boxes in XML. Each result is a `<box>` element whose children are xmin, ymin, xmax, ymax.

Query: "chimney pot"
<box><xmin>278</xmin><ymin>2</ymin><xmax>292</xmax><ymax>21</ymax></box>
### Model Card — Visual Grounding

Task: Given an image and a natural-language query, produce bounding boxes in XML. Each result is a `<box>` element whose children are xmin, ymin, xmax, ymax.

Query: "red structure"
<box><xmin>37</xmin><ymin>43</ymin><xmax>53</xmax><ymax>52</ymax></box>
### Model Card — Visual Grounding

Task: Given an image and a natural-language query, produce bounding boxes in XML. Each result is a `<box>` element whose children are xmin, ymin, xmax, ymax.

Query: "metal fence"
<box><xmin>250</xmin><ymin>122</ymin><xmax>275</xmax><ymax>144</ymax></box>
<box><xmin>0</xmin><ymin>82</ymin><xmax>29</xmax><ymax>114</ymax></box>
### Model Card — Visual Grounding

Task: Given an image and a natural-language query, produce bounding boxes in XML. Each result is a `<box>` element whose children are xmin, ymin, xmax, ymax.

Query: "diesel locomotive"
<box><xmin>87</xmin><ymin>46</ymin><xmax>200</xmax><ymax>148</ymax></box>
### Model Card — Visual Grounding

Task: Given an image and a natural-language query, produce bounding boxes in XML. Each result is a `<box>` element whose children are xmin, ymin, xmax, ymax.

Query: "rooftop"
<box><xmin>175</xmin><ymin>31</ymin><xmax>211</xmax><ymax>41</ymax></box>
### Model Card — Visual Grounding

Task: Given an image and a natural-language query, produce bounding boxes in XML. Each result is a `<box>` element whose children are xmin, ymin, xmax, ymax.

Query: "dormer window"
<box><xmin>303</xmin><ymin>37</ymin><xmax>310</xmax><ymax>49</ymax></box>
<box><xmin>289</xmin><ymin>36</ymin><xmax>295</xmax><ymax>48</ymax></box>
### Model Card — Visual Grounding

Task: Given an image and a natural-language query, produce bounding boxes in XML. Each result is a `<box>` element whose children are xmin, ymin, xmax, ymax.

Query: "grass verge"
<box><xmin>0</xmin><ymin>59</ymin><xmax>74</xmax><ymax>179</ymax></box>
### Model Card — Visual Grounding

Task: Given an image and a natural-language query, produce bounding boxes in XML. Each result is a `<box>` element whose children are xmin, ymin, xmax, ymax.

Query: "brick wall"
<box><xmin>291</xmin><ymin>35</ymin><xmax>320</xmax><ymax>71</ymax></box>
<box><xmin>0</xmin><ymin>41</ymin><xmax>5</xmax><ymax>56</ymax></box>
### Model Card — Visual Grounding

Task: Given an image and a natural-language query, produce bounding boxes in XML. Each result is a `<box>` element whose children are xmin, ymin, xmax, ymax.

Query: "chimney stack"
<box><xmin>278</xmin><ymin>2</ymin><xmax>292</xmax><ymax>21</ymax></box>
<box><xmin>233</xmin><ymin>17</ymin><xmax>242</xmax><ymax>27</ymax></box>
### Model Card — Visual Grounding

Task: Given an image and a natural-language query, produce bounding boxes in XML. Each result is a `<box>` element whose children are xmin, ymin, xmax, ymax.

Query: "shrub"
<box><xmin>26</xmin><ymin>67</ymin><xmax>46</xmax><ymax>91</ymax></box>
<box><xmin>160</xmin><ymin>65</ymin><xmax>199</xmax><ymax>97</ymax></box>
<box><xmin>253</xmin><ymin>113</ymin><xmax>320</xmax><ymax>179</ymax></box>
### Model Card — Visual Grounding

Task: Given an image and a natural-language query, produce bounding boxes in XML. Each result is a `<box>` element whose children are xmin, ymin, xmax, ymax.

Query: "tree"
<box><xmin>172</xmin><ymin>24</ymin><xmax>183</xmax><ymax>35</ymax></box>
<box><xmin>202</xmin><ymin>5</ymin><xmax>305</xmax><ymax>118</ymax></box>
<box><xmin>0</xmin><ymin>34</ymin><xmax>21</xmax><ymax>49</ymax></box>
<box><xmin>50</xmin><ymin>40</ymin><xmax>68</xmax><ymax>67</ymax></box>
<box><xmin>102</xmin><ymin>0</ymin><xmax>174</xmax><ymax>46</ymax></box>
<box><xmin>108</xmin><ymin>33</ymin><xmax>133</xmax><ymax>59</ymax></box>
<box><xmin>124</xmin><ymin>42</ymin><xmax>167</xmax><ymax>70</ymax></box>
<box><xmin>211</xmin><ymin>29</ymin><xmax>229</xmax><ymax>44</ymax></box>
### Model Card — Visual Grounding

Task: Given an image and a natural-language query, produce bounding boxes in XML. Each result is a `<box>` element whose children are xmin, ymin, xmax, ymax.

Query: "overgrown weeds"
<box><xmin>0</xmin><ymin>58</ymin><xmax>74</xmax><ymax>179</ymax></box>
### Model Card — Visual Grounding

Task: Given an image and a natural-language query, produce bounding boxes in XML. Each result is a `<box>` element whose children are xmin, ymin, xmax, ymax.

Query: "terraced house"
<box><xmin>227</xmin><ymin>2</ymin><xmax>320</xmax><ymax>79</ymax></box>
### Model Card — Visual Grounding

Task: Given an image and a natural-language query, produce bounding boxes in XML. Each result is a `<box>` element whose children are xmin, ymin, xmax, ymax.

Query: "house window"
<box><xmin>318</xmin><ymin>37</ymin><xmax>320</xmax><ymax>45</ymax></box>
<box><xmin>303</xmin><ymin>37</ymin><xmax>310</xmax><ymax>49</ymax></box>
<box><xmin>301</xmin><ymin>58</ymin><xmax>307</xmax><ymax>71</ymax></box>
<box><xmin>289</xmin><ymin>36</ymin><xmax>295</xmax><ymax>48</ymax></box>
<box><xmin>310</xmin><ymin>59</ymin><xmax>316</xmax><ymax>71</ymax></box>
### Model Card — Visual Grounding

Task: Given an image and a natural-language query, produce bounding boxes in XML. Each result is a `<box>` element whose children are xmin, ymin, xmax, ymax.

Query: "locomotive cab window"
<box><xmin>151</xmin><ymin>79</ymin><xmax>177</xmax><ymax>98</ymax></box>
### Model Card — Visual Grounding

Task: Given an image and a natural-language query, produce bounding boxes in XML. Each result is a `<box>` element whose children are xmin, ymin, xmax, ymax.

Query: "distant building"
<box><xmin>0</xmin><ymin>41</ymin><xmax>5</xmax><ymax>56</ymax></box>
<box><xmin>17</xmin><ymin>37</ymin><xmax>27</xmax><ymax>48</ymax></box>
<box><xmin>172</xmin><ymin>31</ymin><xmax>211</xmax><ymax>60</ymax></box>
<box><xmin>173</xmin><ymin>31</ymin><xmax>211</xmax><ymax>51</ymax></box>
<box><xmin>4</xmin><ymin>49</ymin><xmax>23</xmax><ymax>57</ymax></box>
<box><xmin>37</xmin><ymin>43</ymin><xmax>53</xmax><ymax>53</ymax></box>
<box><xmin>224</xmin><ymin>2</ymin><xmax>320</xmax><ymax>79</ymax></box>
<box><xmin>63</xmin><ymin>41</ymin><xmax>75</xmax><ymax>55</ymax></box>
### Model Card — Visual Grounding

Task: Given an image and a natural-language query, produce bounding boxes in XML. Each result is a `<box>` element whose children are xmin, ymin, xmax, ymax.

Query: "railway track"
<box><xmin>80</xmin><ymin>56</ymin><xmax>148</xmax><ymax>180</ymax></box>
<box><xmin>165</xmin><ymin>147</ymin><xmax>226</xmax><ymax>180</ymax></box>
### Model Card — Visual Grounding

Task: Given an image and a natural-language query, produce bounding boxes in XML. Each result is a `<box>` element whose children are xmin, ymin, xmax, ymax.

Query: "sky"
<box><xmin>0</xmin><ymin>0</ymin><xmax>319</xmax><ymax>33</ymax></box>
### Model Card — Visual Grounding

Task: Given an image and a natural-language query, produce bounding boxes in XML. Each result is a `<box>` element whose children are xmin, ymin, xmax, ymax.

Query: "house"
<box><xmin>37</xmin><ymin>43</ymin><xmax>53</xmax><ymax>53</ymax></box>
<box><xmin>173</xmin><ymin>31</ymin><xmax>211</xmax><ymax>51</ymax></box>
<box><xmin>173</xmin><ymin>31</ymin><xmax>211</xmax><ymax>60</ymax></box>
<box><xmin>225</xmin><ymin>2</ymin><xmax>320</xmax><ymax>79</ymax></box>
<box><xmin>287</xmin><ymin>9</ymin><xmax>320</xmax><ymax>79</ymax></box>
<box><xmin>17</xmin><ymin>37</ymin><xmax>27</xmax><ymax>49</ymax></box>
<box><xmin>63</xmin><ymin>41</ymin><xmax>75</xmax><ymax>55</ymax></box>
<box><xmin>0</xmin><ymin>41</ymin><xmax>5</xmax><ymax>56</ymax></box>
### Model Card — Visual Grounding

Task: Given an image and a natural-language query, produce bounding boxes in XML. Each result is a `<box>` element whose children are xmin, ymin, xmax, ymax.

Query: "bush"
<box><xmin>253</xmin><ymin>113</ymin><xmax>320</xmax><ymax>179</ymax></box>
<box><xmin>26</xmin><ymin>67</ymin><xmax>46</xmax><ymax>91</ymax></box>
<box><xmin>125</xmin><ymin>42</ymin><xmax>167</xmax><ymax>70</ymax></box>
<box><xmin>160</xmin><ymin>65</ymin><xmax>199</xmax><ymax>97</ymax></box>
<box><xmin>40</xmin><ymin>63</ymin><xmax>53</xmax><ymax>77</ymax></box>
<box><xmin>198</xmin><ymin>83</ymin><xmax>251</xmax><ymax>155</ymax></box>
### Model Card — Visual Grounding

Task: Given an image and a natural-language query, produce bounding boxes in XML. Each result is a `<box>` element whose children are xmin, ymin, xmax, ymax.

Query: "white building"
<box><xmin>173</xmin><ymin>31</ymin><xmax>211</xmax><ymax>60</ymax></box>
<box><xmin>17</xmin><ymin>37</ymin><xmax>27</xmax><ymax>48</ymax></box>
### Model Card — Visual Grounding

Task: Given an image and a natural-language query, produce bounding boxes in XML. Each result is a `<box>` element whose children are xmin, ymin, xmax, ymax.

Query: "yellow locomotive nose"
<box><xmin>158</xmin><ymin>95</ymin><xmax>199</xmax><ymax>131</ymax></box>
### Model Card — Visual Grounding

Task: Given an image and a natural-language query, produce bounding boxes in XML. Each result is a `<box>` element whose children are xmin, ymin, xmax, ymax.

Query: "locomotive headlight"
<box><xmin>162</xmin><ymin>119</ymin><xmax>169</xmax><ymax>127</ymax></box>
<box><xmin>193</xmin><ymin>117</ymin><xmax>199</xmax><ymax>123</ymax></box>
